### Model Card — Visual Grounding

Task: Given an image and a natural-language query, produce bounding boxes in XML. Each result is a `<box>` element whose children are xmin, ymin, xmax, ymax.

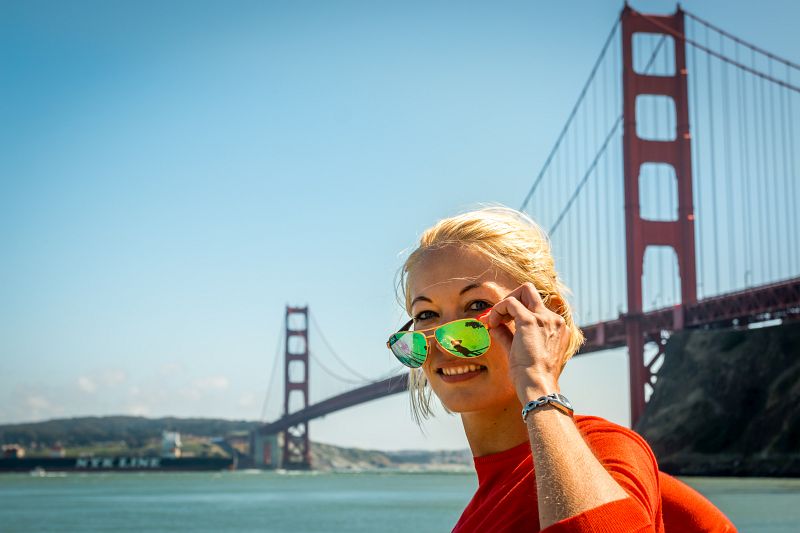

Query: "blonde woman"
<box><xmin>387</xmin><ymin>206</ymin><xmax>735</xmax><ymax>532</ymax></box>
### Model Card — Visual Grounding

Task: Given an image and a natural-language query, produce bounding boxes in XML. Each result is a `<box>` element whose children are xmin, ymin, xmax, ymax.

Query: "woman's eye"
<box><xmin>414</xmin><ymin>310</ymin><xmax>436</xmax><ymax>321</ymax></box>
<box><xmin>469</xmin><ymin>300</ymin><xmax>491</xmax><ymax>312</ymax></box>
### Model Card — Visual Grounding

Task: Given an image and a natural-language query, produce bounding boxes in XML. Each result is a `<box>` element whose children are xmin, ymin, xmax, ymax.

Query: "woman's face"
<box><xmin>407</xmin><ymin>245</ymin><xmax>520</xmax><ymax>414</ymax></box>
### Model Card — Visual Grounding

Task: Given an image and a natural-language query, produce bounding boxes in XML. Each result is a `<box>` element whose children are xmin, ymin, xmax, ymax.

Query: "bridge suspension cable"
<box><xmin>260</xmin><ymin>309</ymin><xmax>406</xmax><ymax>421</ymax></box>
<box><xmin>684</xmin><ymin>9</ymin><xmax>799</xmax><ymax>296</ymax></box>
<box><xmin>549</xmin><ymin>117</ymin><xmax>622</xmax><ymax>235</ymax></box>
<box><xmin>308</xmin><ymin>310</ymin><xmax>373</xmax><ymax>382</ymax></box>
<box><xmin>684</xmin><ymin>9</ymin><xmax>800</xmax><ymax>71</ymax></box>
<box><xmin>523</xmin><ymin>2</ymin><xmax>800</xmax><ymax>320</ymax></box>
<box><xmin>632</xmin><ymin>8</ymin><xmax>800</xmax><ymax>94</ymax></box>
<box><xmin>308</xmin><ymin>350</ymin><xmax>374</xmax><ymax>386</ymax></box>
<box><xmin>513</xmin><ymin>4</ymin><xmax>800</xmax><ymax>425</ymax></box>
<box><xmin>259</xmin><ymin>325</ymin><xmax>284</xmax><ymax>422</ymax></box>
<box><xmin>519</xmin><ymin>16</ymin><xmax>621</xmax><ymax>213</ymax></box>
<box><xmin>525</xmin><ymin>29</ymin><xmax>669</xmax><ymax>227</ymax></box>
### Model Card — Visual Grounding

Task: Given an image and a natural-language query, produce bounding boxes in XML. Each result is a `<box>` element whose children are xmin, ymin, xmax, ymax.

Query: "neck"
<box><xmin>460</xmin><ymin>398</ymin><xmax>529</xmax><ymax>457</ymax></box>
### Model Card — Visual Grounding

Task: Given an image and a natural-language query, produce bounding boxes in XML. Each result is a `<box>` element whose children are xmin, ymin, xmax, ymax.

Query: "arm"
<box><xmin>484</xmin><ymin>283</ymin><xmax>660</xmax><ymax>530</ymax></box>
<box><xmin>526</xmin><ymin>405</ymin><xmax>632</xmax><ymax>528</ymax></box>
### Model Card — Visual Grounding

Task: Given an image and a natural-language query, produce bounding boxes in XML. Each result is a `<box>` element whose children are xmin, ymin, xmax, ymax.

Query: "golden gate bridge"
<box><xmin>253</xmin><ymin>5</ymin><xmax>800</xmax><ymax>469</ymax></box>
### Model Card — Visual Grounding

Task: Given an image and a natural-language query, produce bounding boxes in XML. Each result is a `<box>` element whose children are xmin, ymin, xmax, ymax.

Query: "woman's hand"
<box><xmin>481</xmin><ymin>285</ymin><xmax>638</xmax><ymax>530</ymax></box>
<box><xmin>480</xmin><ymin>282</ymin><xmax>570</xmax><ymax>403</ymax></box>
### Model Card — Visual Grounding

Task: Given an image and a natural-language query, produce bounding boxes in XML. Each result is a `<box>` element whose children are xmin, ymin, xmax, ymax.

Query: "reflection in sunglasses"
<box><xmin>388</xmin><ymin>317</ymin><xmax>492</xmax><ymax>368</ymax></box>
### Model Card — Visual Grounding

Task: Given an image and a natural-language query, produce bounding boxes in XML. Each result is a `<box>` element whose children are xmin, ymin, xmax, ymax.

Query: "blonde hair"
<box><xmin>396</xmin><ymin>205</ymin><xmax>585</xmax><ymax>424</ymax></box>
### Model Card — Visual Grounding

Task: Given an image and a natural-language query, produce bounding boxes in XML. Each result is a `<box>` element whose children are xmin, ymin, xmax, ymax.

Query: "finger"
<box><xmin>486</xmin><ymin>297</ymin><xmax>536</xmax><ymax>328</ymax></box>
<box><xmin>488</xmin><ymin>322</ymin><xmax>513</xmax><ymax>356</ymax></box>
<box><xmin>501</xmin><ymin>282</ymin><xmax>548</xmax><ymax>314</ymax></box>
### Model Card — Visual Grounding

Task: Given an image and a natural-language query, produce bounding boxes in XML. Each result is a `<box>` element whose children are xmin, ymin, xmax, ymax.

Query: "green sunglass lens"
<box><xmin>435</xmin><ymin>319</ymin><xmax>490</xmax><ymax>358</ymax></box>
<box><xmin>388</xmin><ymin>331</ymin><xmax>427</xmax><ymax>368</ymax></box>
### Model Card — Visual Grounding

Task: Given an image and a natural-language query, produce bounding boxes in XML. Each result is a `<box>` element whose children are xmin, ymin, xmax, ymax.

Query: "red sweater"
<box><xmin>452</xmin><ymin>415</ymin><xmax>736</xmax><ymax>532</ymax></box>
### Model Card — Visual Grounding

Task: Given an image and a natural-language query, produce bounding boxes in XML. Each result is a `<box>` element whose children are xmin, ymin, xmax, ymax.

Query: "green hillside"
<box><xmin>0</xmin><ymin>416</ymin><xmax>259</xmax><ymax>448</ymax></box>
<box><xmin>0</xmin><ymin>416</ymin><xmax>473</xmax><ymax>470</ymax></box>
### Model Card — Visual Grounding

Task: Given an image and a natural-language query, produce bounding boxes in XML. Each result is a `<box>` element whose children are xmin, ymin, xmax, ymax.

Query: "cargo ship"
<box><xmin>0</xmin><ymin>431</ymin><xmax>235</xmax><ymax>473</ymax></box>
<box><xmin>0</xmin><ymin>455</ymin><xmax>234</xmax><ymax>472</ymax></box>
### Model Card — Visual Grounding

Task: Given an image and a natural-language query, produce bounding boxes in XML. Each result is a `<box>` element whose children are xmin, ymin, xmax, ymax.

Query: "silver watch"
<box><xmin>521</xmin><ymin>393</ymin><xmax>574</xmax><ymax>420</ymax></box>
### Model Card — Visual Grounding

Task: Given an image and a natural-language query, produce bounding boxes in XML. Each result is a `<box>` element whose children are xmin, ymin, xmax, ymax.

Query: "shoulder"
<box><xmin>572</xmin><ymin>414</ymin><xmax>657</xmax><ymax>461</ymax></box>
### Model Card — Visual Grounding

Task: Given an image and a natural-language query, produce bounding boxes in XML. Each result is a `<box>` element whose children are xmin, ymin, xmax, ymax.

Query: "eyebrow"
<box><xmin>410</xmin><ymin>283</ymin><xmax>485</xmax><ymax>307</ymax></box>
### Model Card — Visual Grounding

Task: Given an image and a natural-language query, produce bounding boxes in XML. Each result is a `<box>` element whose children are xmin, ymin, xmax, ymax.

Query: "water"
<box><xmin>0</xmin><ymin>471</ymin><xmax>797</xmax><ymax>532</ymax></box>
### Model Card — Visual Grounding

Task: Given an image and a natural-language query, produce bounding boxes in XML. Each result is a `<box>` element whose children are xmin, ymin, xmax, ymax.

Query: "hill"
<box><xmin>636</xmin><ymin>320</ymin><xmax>800</xmax><ymax>477</ymax></box>
<box><xmin>0</xmin><ymin>416</ymin><xmax>473</xmax><ymax>471</ymax></box>
<box><xmin>0</xmin><ymin>416</ymin><xmax>260</xmax><ymax>449</ymax></box>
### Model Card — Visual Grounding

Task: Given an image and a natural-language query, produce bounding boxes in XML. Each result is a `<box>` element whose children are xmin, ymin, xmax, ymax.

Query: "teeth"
<box><xmin>441</xmin><ymin>364</ymin><xmax>483</xmax><ymax>376</ymax></box>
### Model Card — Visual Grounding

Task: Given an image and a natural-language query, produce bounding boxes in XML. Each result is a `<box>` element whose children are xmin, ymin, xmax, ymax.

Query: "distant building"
<box><xmin>161</xmin><ymin>431</ymin><xmax>182</xmax><ymax>458</ymax></box>
<box><xmin>49</xmin><ymin>443</ymin><xmax>66</xmax><ymax>458</ymax></box>
<box><xmin>2</xmin><ymin>444</ymin><xmax>25</xmax><ymax>458</ymax></box>
<box><xmin>251</xmin><ymin>432</ymin><xmax>281</xmax><ymax>468</ymax></box>
<box><xmin>225</xmin><ymin>431</ymin><xmax>251</xmax><ymax>456</ymax></box>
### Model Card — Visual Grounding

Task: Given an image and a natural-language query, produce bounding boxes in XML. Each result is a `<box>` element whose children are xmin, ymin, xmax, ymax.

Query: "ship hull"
<box><xmin>0</xmin><ymin>456</ymin><xmax>234</xmax><ymax>472</ymax></box>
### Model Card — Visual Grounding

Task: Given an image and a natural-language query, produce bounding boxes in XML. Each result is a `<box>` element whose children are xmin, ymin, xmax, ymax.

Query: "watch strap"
<box><xmin>521</xmin><ymin>393</ymin><xmax>574</xmax><ymax>420</ymax></box>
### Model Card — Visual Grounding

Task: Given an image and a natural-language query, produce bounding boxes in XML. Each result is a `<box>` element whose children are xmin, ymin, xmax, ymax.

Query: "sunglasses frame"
<box><xmin>386</xmin><ymin>310</ymin><xmax>492</xmax><ymax>368</ymax></box>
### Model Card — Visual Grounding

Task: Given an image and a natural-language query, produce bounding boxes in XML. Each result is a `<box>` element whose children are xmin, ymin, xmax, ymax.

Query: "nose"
<box><xmin>427</xmin><ymin>328</ymin><xmax>466</xmax><ymax>364</ymax></box>
<box><xmin>419</xmin><ymin>328</ymin><xmax>449</xmax><ymax>367</ymax></box>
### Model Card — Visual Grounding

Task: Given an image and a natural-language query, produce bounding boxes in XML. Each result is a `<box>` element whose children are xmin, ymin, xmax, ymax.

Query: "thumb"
<box><xmin>489</xmin><ymin>322</ymin><xmax>514</xmax><ymax>356</ymax></box>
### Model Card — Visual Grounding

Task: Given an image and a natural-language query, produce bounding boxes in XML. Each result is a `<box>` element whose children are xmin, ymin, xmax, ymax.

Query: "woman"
<box><xmin>388</xmin><ymin>206</ymin><xmax>736</xmax><ymax>532</ymax></box>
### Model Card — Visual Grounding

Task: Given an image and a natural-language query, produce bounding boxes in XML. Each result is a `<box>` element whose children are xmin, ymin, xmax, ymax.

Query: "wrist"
<box><xmin>515</xmin><ymin>373</ymin><xmax>560</xmax><ymax>403</ymax></box>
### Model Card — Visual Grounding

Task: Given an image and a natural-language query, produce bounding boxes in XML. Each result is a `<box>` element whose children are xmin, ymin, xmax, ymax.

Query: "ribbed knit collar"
<box><xmin>472</xmin><ymin>440</ymin><xmax>532</xmax><ymax>486</ymax></box>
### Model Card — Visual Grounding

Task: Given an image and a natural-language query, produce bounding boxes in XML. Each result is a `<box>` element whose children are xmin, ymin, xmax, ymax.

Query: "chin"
<box><xmin>428</xmin><ymin>376</ymin><xmax>518</xmax><ymax>414</ymax></box>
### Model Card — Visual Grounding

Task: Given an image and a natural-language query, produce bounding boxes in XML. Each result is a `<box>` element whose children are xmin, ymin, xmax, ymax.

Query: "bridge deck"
<box><xmin>260</xmin><ymin>277</ymin><xmax>800</xmax><ymax>434</ymax></box>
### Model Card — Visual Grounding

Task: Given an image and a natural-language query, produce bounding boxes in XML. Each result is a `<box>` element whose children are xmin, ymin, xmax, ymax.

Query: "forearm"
<box><xmin>483</xmin><ymin>288</ymin><xmax>644</xmax><ymax>527</ymax></box>
<box><xmin>527</xmin><ymin>404</ymin><xmax>629</xmax><ymax>529</ymax></box>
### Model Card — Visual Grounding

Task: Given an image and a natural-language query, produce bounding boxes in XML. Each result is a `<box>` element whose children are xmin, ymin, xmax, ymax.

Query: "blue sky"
<box><xmin>1</xmin><ymin>0</ymin><xmax>798</xmax><ymax>451</ymax></box>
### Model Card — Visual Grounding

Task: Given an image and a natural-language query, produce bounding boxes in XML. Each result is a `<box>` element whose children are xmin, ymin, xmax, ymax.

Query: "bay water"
<box><xmin>0</xmin><ymin>470</ymin><xmax>797</xmax><ymax>532</ymax></box>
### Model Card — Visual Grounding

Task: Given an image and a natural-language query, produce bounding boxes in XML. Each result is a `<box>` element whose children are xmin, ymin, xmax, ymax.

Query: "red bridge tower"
<box><xmin>282</xmin><ymin>306</ymin><xmax>311</xmax><ymax>469</ymax></box>
<box><xmin>621</xmin><ymin>6</ymin><xmax>698</xmax><ymax>425</ymax></box>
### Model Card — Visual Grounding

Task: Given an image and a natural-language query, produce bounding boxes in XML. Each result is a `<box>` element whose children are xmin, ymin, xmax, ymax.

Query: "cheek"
<box><xmin>492</xmin><ymin>348</ymin><xmax>508</xmax><ymax>375</ymax></box>
<box><xmin>486</xmin><ymin>346</ymin><xmax>509</xmax><ymax>372</ymax></box>
<box><xmin>485</xmin><ymin>328</ymin><xmax>510</xmax><ymax>365</ymax></box>
<box><xmin>420</xmin><ymin>359</ymin><xmax>436</xmax><ymax>382</ymax></box>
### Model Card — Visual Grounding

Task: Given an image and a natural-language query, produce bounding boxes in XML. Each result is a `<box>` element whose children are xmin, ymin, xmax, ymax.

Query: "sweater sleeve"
<box><xmin>539</xmin><ymin>417</ymin><xmax>662</xmax><ymax>533</ymax></box>
<box><xmin>659</xmin><ymin>472</ymin><xmax>737</xmax><ymax>532</ymax></box>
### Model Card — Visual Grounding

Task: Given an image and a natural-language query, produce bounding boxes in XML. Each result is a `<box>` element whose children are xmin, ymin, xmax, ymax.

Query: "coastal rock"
<box><xmin>310</xmin><ymin>441</ymin><xmax>472</xmax><ymax>472</ymax></box>
<box><xmin>635</xmin><ymin>320</ymin><xmax>800</xmax><ymax>477</ymax></box>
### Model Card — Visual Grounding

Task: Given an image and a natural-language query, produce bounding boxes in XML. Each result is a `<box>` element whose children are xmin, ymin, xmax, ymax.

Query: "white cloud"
<box><xmin>127</xmin><ymin>404</ymin><xmax>149</xmax><ymax>416</ymax></box>
<box><xmin>194</xmin><ymin>376</ymin><xmax>230</xmax><ymax>391</ymax></box>
<box><xmin>160</xmin><ymin>362</ymin><xmax>184</xmax><ymax>376</ymax></box>
<box><xmin>26</xmin><ymin>395</ymin><xmax>51</xmax><ymax>410</ymax></box>
<box><xmin>238</xmin><ymin>392</ymin><xmax>258</xmax><ymax>409</ymax></box>
<box><xmin>76</xmin><ymin>370</ymin><xmax>125</xmax><ymax>394</ymax></box>
<box><xmin>22</xmin><ymin>394</ymin><xmax>63</xmax><ymax>420</ymax></box>
<box><xmin>77</xmin><ymin>376</ymin><xmax>97</xmax><ymax>393</ymax></box>
<box><xmin>179</xmin><ymin>375</ymin><xmax>231</xmax><ymax>401</ymax></box>
<box><xmin>101</xmin><ymin>369</ymin><xmax>127</xmax><ymax>386</ymax></box>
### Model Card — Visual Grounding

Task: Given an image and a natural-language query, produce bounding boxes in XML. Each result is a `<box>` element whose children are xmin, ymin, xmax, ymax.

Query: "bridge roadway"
<box><xmin>259</xmin><ymin>277</ymin><xmax>800</xmax><ymax>435</ymax></box>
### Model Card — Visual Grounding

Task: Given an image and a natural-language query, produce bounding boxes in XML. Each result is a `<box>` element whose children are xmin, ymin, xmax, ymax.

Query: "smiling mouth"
<box><xmin>437</xmin><ymin>364</ymin><xmax>487</xmax><ymax>376</ymax></box>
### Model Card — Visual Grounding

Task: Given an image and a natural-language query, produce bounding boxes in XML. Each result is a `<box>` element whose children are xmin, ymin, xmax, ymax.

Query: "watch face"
<box><xmin>557</xmin><ymin>394</ymin><xmax>573</xmax><ymax>410</ymax></box>
<box><xmin>551</xmin><ymin>394</ymin><xmax>573</xmax><ymax>412</ymax></box>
